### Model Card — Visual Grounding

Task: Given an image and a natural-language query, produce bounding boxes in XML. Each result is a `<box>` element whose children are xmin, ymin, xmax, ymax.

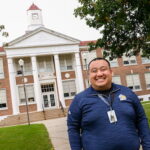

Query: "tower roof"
<box><xmin>28</xmin><ymin>3</ymin><xmax>41</xmax><ymax>10</ymax></box>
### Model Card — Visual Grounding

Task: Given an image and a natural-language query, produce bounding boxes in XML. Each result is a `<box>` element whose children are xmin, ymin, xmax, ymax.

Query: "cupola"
<box><xmin>26</xmin><ymin>3</ymin><xmax>44</xmax><ymax>31</ymax></box>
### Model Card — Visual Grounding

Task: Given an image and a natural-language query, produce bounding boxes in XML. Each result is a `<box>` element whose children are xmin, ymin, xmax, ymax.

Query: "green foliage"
<box><xmin>75</xmin><ymin>0</ymin><xmax>150</xmax><ymax>58</ymax></box>
<box><xmin>0</xmin><ymin>25</ymin><xmax>8</xmax><ymax>38</ymax></box>
<box><xmin>0</xmin><ymin>124</ymin><xmax>54</xmax><ymax>150</ymax></box>
<box><xmin>142</xmin><ymin>102</ymin><xmax>150</xmax><ymax>125</ymax></box>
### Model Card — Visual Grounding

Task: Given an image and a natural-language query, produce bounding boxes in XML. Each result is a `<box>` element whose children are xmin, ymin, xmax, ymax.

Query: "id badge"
<box><xmin>107</xmin><ymin>110</ymin><xmax>117</xmax><ymax>123</ymax></box>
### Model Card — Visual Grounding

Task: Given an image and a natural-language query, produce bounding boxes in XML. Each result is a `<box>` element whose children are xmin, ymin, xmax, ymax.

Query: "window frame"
<box><xmin>144</xmin><ymin>72</ymin><xmax>150</xmax><ymax>89</ymax></box>
<box><xmin>16</xmin><ymin>58</ymin><xmax>32</xmax><ymax>76</ymax></box>
<box><xmin>37</xmin><ymin>56</ymin><xmax>54</xmax><ymax>73</ymax></box>
<box><xmin>81</xmin><ymin>50</ymin><xmax>97</xmax><ymax>70</ymax></box>
<box><xmin>0</xmin><ymin>58</ymin><xmax>4</xmax><ymax>79</ymax></box>
<box><xmin>59</xmin><ymin>54</ymin><xmax>74</xmax><ymax>72</ymax></box>
<box><xmin>18</xmin><ymin>84</ymin><xmax>35</xmax><ymax>105</ymax></box>
<box><xmin>126</xmin><ymin>74</ymin><xmax>141</xmax><ymax>91</ymax></box>
<box><xmin>112</xmin><ymin>75</ymin><xmax>121</xmax><ymax>85</ymax></box>
<box><xmin>0</xmin><ymin>88</ymin><xmax>7</xmax><ymax>110</ymax></box>
<box><xmin>62</xmin><ymin>79</ymin><xmax>76</xmax><ymax>98</ymax></box>
<box><xmin>122</xmin><ymin>54</ymin><xmax>137</xmax><ymax>66</ymax></box>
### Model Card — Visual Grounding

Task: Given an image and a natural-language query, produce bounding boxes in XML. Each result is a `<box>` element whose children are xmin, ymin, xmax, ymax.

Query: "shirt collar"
<box><xmin>88</xmin><ymin>83</ymin><xmax>120</xmax><ymax>96</ymax></box>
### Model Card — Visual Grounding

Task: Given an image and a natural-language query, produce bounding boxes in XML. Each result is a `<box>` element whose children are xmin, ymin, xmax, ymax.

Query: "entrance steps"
<box><xmin>0</xmin><ymin>108</ymin><xmax>68</xmax><ymax>127</ymax></box>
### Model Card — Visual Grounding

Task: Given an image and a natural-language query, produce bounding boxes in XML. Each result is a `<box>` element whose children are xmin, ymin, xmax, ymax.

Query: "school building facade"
<box><xmin>0</xmin><ymin>4</ymin><xmax>150</xmax><ymax>120</ymax></box>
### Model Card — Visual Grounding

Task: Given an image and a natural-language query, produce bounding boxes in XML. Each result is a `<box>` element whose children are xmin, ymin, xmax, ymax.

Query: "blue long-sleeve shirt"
<box><xmin>67</xmin><ymin>83</ymin><xmax>150</xmax><ymax>150</ymax></box>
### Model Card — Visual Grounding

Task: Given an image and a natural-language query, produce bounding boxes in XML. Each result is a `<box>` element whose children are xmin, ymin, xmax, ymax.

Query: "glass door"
<box><xmin>41</xmin><ymin>84</ymin><xmax>56</xmax><ymax>108</ymax></box>
<box><xmin>42</xmin><ymin>93</ymin><xmax>56</xmax><ymax>108</ymax></box>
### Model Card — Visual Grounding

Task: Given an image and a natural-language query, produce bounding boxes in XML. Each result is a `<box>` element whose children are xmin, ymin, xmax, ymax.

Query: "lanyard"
<box><xmin>98</xmin><ymin>93</ymin><xmax>115</xmax><ymax>110</ymax></box>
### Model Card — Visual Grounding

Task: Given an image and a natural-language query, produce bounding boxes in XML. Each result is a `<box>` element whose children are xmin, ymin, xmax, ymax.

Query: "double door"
<box><xmin>42</xmin><ymin>92</ymin><xmax>56</xmax><ymax>108</ymax></box>
<box><xmin>41</xmin><ymin>84</ymin><xmax>56</xmax><ymax>108</ymax></box>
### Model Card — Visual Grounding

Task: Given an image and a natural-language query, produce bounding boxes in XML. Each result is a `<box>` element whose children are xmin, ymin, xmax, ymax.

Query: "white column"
<box><xmin>54</xmin><ymin>54</ymin><xmax>66</xmax><ymax>108</ymax></box>
<box><xmin>75</xmin><ymin>52</ymin><xmax>84</xmax><ymax>92</ymax></box>
<box><xmin>7</xmin><ymin>58</ymin><xmax>19</xmax><ymax>114</ymax></box>
<box><xmin>31</xmin><ymin>56</ymin><xmax>43</xmax><ymax>111</ymax></box>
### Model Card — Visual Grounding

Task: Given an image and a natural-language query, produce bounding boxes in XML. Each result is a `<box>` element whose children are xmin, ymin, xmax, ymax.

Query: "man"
<box><xmin>67</xmin><ymin>57</ymin><xmax>150</xmax><ymax>150</ymax></box>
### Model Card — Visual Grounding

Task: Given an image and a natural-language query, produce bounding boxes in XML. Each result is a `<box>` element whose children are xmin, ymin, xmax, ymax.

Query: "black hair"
<box><xmin>88</xmin><ymin>57</ymin><xmax>111</xmax><ymax>70</ymax></box>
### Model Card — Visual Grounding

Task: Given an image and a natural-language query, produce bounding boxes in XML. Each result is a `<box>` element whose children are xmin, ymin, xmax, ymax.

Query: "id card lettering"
<box><xmin>107</xmin><ymin>110</ymin><xmax>117</xmax><ymax>123</ymax></box>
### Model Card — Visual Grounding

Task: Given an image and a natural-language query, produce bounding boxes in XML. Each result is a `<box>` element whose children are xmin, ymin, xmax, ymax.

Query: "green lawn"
<box><xmin>0</xmin><ymin>124</ymin><xmax>54</xmax><ymax>150</ymax></box>
<box><xmin>142</xmin><ymin>101</ymin><xmax>150</xmax><ymax>125</ymax></box>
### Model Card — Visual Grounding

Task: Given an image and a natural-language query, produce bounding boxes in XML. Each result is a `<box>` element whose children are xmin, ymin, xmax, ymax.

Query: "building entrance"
<box><xmin>41</xmin><ymin>84</ymin><xmax>56</xmax><ymax>108</ymax></box>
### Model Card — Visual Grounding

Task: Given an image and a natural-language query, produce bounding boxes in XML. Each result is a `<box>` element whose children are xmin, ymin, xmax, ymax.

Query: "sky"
<box><xmin>0</xmin><ymin>0</ymin><xmax>101</xmax><ymax>46</ymax></box>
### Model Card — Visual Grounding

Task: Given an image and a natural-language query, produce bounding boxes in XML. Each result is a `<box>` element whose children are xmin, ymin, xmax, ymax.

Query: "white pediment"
<box><xmin>7</xmin><ymin>27</ymin><xmax>80</xmax><ymax>48</ymax></box>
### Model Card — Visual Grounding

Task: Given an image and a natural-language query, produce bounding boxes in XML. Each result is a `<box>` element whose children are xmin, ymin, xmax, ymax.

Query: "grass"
<box><xmin>0</xmin><ymin>124</ymin><xmax>54</xmax><ymax>150</ymax></box>
<box><xmin>0</xmin><ymin>102</ymin><xmax>149</xmax><ymax>150</ymax></box>
<box><xmin>141</xmin><ymin>101</ymin><xmax>150</xmax><ymax>125</ymax></box>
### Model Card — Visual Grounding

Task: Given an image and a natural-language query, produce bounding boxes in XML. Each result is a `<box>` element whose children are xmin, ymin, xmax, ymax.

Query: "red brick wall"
<box><xmin>16</xmin><ymin>75</ymin><xmax>34</xmax><ymax>84</ymax></box>
<box><xmin>61</xmin><ymin>71</ymin><xmax>76</xmax><ymax>80</ymax></box>
<box><xmin>19</xmin><ymin>104</ymin><xmax>37</xmax><ymax>113</ymax></box>
<box><xmin>0</xmin><ymin>55</ymin><xmax>13</xmax><ymax>116</ymax></box>
<box><xmin>80</xmin><ymin>46</ymin><xmax>150</xmax><ymax>97</ymax></box>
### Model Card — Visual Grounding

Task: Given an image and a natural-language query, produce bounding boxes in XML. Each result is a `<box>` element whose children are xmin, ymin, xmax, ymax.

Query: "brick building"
<box><xmin>0</xmin><ymin>4</ymin><xmax>150</xmax><ymax>120</ymax></box>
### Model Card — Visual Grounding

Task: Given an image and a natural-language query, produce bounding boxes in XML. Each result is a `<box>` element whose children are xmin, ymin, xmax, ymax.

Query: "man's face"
<box><xmin>89</xmin><ymin>60</ymin><xmax>112</xmax><ymax>91</ymax></box>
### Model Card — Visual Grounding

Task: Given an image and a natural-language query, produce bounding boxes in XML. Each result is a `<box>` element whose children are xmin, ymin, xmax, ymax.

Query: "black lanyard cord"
<box><xmin>98</xmin><ymin>92</ymin><xmax>115</xmax><ymax>109</ymax></box>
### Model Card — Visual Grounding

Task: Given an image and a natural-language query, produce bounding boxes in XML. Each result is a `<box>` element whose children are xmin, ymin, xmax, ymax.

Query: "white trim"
<box><xmin>31</xmin><ymin>56</ymin><xmax>43</xmax><ymax>111</ymax></box>
<box><xmin>74</xmin><ymin>52</ymin><xmax>84</xmax><ymax>93</ymax></box>
<box><xmin>7</xmin><ymin>58</ymin><xmax>19</xmax><ymax>114</ymax></box>
<box><xmin>138</xmin><ymin>94</ymin><xmax>150</xmax><ymax>101</ymax></box>
<box><xmin>6</xmin><ymin>27</ymin><xmax>80</xmax><ymax>47</ymax></box>
<box><xmin>62</xmin><ymin>79</ymin><xmax>77</xmax><ymax>99</ymax></box>
<box><xmin>54</xmin><ymin>54</ymin><xmax>66</xmax><ymax>107</ymax></box>
<box><xmin>17</xmin><ymin>83</ymin><xmax>36</xmax><ymax>105</ymax></box>
<box><xmin>5</xmin><ymin>45</ymin><xmax>79</xmax><ymax>58</ymax></box>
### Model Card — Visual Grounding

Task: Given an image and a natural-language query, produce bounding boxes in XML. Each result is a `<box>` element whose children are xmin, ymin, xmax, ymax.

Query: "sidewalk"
<box><xmin>34</xmin><ymin>117</ymin><xmax>143</xmax><ymax>150</ymax></box>
<box><xmin>35</xmin><ymin>117</ymin><xmax>70</xmax><ymax>150</ymax></box>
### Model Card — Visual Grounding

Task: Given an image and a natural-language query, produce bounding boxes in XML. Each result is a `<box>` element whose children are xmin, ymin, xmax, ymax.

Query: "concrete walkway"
<box><xmin>34</xmin><ymin>117</ymin><xmax>70</xmax><ymax>150</ymax></box>
<box><xmin>34</xmin><ymin>117</ymin><xmax>143</xmax><ymax>150</ymax></box>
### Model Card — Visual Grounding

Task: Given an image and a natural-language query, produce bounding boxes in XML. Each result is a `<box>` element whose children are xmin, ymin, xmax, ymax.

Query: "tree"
<box><xmin>0</xmin><ymin>25</ymin><xmax>8</xmax><ymax>44</ymax></box>
<box><xmin>74</xmin><ymin>0</ymin><xmax>150</xmax><ymax>59</ymax></box>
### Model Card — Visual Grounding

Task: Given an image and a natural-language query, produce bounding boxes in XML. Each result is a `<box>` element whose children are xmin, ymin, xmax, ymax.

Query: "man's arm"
<box><xmin>67</xmin><ymin>96</ymin><xmax>82</xmax><ymax>150</ymax></box>
<box><xmin>132</xmin><ymin>93</ymin><xmax>150</xmax><ymax>150</ymax></box>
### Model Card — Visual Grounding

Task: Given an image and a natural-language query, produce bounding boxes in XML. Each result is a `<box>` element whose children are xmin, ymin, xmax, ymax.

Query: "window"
<box><xmin>139</xmin><ymin>98</ymin><xmax>143</xmax><ymax>101</ymax></box>
<box><xmin>37</xmin><ymin>56</ymin><xmax>53</xmax><ymax>73</ymax></box>
<box><xmin>16</xmin><ymin>58</ymin><xmax>32</xmax><ymax>75</ymax></box>
<box><xmin>18</xmin><ymin>85</ymin><xmax>35</xmax><ymax>104</ymax></box>
<box><xmin>0</xmin><ymin>58</ymin><xmax>4</xmax><ymax>78</ymax></box>
<box><xmin>60</xmin><ymin>54</ymin><xmax>73</xmax><ymax>71</ymax></box>
<box><xmin>126</xmin><ymin>74</ymin><xmax>141</xmax><ymax>91</ymax></box>
<box><xmin>41</xmin><ymin>84</ymin><xmax>54</xmax><ymax>93</ymax></box>
<box><xmin>0</xmin><ymin>89</ymin><xmax>7</xmax><ymax>109</ymax></box>
<box><xmin>63</xmin><ymin>80</ymin><xmax>76</xmax><ymax>98</ymax></box>
<box><xmin>109</xmin><ymin>59</ymin><xmax>118</xmax><ymax>67</ymax></box>
<box><xmin>101</xmin><ymin>50</ymin><xmax>118</xmax><ymax>67</ymax></box>
<box><xmin>82</xmin><ymin>50</ymin><xmax>97</xmax><ymax>70</ymax></box>
<box><xmin>144</xmin><ymin>73</ymin><xmax>150</xmax><ymax>89</ymax></box>
<box><xmin>122</xmin><ymin>54</ymin><xmax>137</xmax><ymax>65</ymax></box>
<box><xmin>112</xmin><ymin>76</ymin><xmax>121</xmax><ymax>85</ymax></box>
<box><xmin>141</xmin><ymin>57</ymin><xmax>150</xmax><ymax>64</ymax></box>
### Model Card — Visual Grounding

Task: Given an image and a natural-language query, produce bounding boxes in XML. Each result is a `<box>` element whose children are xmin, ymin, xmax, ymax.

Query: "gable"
<box><xmin>7</xmin><ymin>27</ymin><xmax>80</xmax><ymax>48</ymax></box>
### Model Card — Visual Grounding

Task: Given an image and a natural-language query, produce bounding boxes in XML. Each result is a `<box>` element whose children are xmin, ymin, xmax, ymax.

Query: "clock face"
<box><xmin>32</xmin><ymin>13</ymin><xmax>39</xmax><ymax>20</ymax></box>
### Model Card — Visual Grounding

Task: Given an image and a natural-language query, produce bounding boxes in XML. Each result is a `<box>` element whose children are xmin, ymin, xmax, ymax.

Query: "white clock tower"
<box><xmin>27</xmin><ymin>3</ymin><xmax>44</xmax><ymax>31</ymax></box>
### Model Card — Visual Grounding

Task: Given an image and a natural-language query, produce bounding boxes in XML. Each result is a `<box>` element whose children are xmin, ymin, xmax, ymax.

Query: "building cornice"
<box><xmin>4</xmin><ymin>42</ymin><xmax>80</xmax><ymax>50</ymax></box>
